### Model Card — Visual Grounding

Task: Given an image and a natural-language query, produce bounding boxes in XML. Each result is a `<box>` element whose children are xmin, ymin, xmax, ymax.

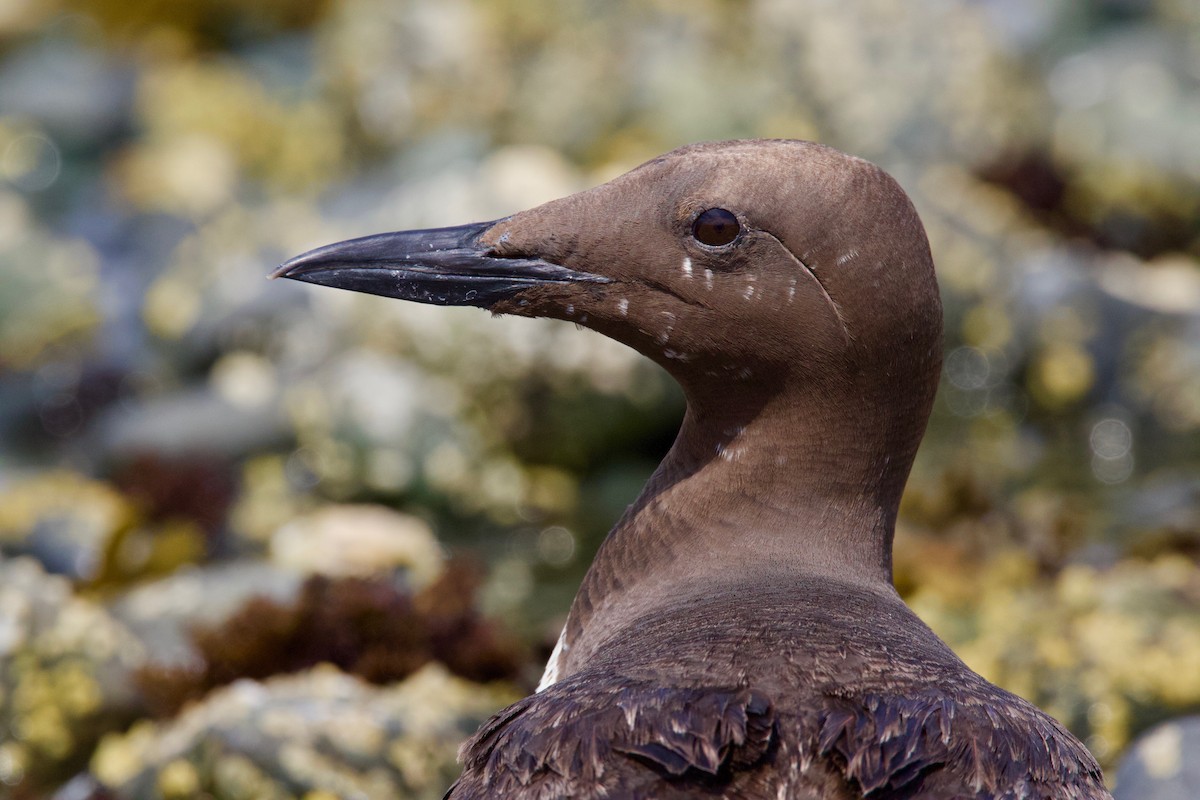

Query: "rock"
<box><xmin>108</xmin><ymin>561</ymin><xmax>303</xmax><ymax>668</ymax></box>
<box><xmin>0</xmin><ymin>555</ymin><xmax>145</xmax><ymax>793</ymax></box>
<box><xmin>95</xmin><ymin>386</ymin><xmax>289</xmax><ymax>461</ymax></box>
<box><xmin>1113</xmin><ymin>716</ymin><xmax>1200</xmax><ymax>800</ymax></box>
<box><xmin>0</xmin><ymin>471</ymin><xmax>132</xmax><ymax>581</ymax></box>
<box><xmin>270</xmin><ymin>504</ymin><xmax>444</xmax><ymax>585</ymax></box>
<box><xmin>86</xmin><ymin>663</ymin><xmax>516</xmax><ymax>800</ymax></box>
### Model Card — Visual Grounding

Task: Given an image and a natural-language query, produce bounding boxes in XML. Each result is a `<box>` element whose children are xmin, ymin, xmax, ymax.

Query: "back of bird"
<box><xmin>447</xmin><ymin>577</ymin><xmax>1111</xmax><ymax>800</ymax></box>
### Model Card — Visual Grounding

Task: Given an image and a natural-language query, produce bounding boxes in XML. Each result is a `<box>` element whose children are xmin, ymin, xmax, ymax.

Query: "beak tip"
<box><xmin>269</xmin><ymin>255</ymin><xmax>309</xmax><ymax>281</ymax></box>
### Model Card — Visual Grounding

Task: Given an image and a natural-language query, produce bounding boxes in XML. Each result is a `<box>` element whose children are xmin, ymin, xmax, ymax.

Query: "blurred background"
<box><xmin>1</xmin><ymin>0</ymin><xmax>1199</xmax><ymax>797</ymax></box>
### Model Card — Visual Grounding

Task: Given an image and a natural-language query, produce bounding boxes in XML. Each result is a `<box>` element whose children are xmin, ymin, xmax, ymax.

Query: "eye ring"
<box><xmin>691</xmin><ymin>208</ymin><xmax>741</xmax><ymax>247</ymax></box>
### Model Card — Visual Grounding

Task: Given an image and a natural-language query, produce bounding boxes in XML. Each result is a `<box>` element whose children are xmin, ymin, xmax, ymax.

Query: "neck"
<box><xmin>557</xmin><ymin>375</ymin><xmax>922</xmax><ymax>673</ymax></box>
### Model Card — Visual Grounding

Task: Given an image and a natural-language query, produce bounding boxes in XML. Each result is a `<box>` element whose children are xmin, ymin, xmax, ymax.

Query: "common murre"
<box><xmin>274</xmin><ymin>140</ymin><xmax>1111</xmax><ymax>799</ymax></box>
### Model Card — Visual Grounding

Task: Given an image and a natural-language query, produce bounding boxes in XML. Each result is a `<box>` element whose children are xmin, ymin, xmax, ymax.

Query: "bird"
<box><xmin>274</xmin><ymin>140</ymin><xmax>1112</xmax><ymax>799</ymax></box>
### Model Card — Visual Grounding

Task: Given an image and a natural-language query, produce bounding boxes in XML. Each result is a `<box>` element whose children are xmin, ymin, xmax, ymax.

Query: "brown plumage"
<box><xmin>275</xmin><ymin>140</ymin><xmax>1111</xmax><ymax>799</ymax></box>
<box><xmin>453</xmin><ymin>582</ymin><xmax>1104</xmax><ymax>798</ymax></box>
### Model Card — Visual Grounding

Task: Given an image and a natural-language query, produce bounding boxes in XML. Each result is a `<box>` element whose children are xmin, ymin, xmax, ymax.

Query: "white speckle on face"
<box><xmin>787</xmin><ymin>278</ymin><xmax>797</xmax><ymax>303</ymax></box>
<box><xmin>538</xmin><ymin>627</ymin><xmax>570</xmax><ymax>691</ymax></box>
<box><xmin>775</xmin><ymin>454</ymin><xmax>789</xmax><ymax>466</ymax></box>
<box><xmin>617</xmin><ymin>298</ymin><xmax>629</xmax><ymax>316</ymax></box>
<box><xmin>579</xmin><ymin>313</ymin><xmax>588</xmax><ymax>324</ymax></box>
<box><xmin>836</xmin><ymin>249</ymin><xmax>859</xmax><ymax>267</ymax></box>
<box><xmin>565</xmin><ymin>304</ymin><xmax>574</xmax><ymax>315</ymax></box>
<box><xmin>681</xmin><ymin>257</ymin><xmax>693</xmax><ymax>278</ymax></box>
<box><xmin>705</xmin><ymin>269</ymin><xmax>714</xmax><ymax>290</ymax></box>
<box><xmin>656</xmin><ymin>311</ymin><xmax>675</xmax><ymax>344</ymax></box>
<box><xmin>716</xmin><ymin>426</ymin><xmax>747</xmax><ymax>461</ymax></box>
<box><xmin>743</xmin><ymin>284</ymin><xmax>755</xmax><ymax>300</ymax></box>
<box><xmin>663</xmin><ymin>348</ymin><xmax>691</xmax><ymax>361</ymax></box>
<box><xmin>716</xmin><ymin>442</ymin><xmax>745</xmax><ymax>462</ymax></box>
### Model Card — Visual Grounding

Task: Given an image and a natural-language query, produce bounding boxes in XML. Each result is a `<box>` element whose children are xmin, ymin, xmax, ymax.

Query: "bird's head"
<box><xmin>275</xmin><ymin>140</ymin><xmax>941</xmax><ymax>438</ymax></box>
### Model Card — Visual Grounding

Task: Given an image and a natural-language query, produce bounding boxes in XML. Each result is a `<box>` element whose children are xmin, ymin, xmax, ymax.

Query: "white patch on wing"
<box><xmin>537</xmin><ymin>626</ymin><xmax>570</xmax><ymax>691</ymax></box>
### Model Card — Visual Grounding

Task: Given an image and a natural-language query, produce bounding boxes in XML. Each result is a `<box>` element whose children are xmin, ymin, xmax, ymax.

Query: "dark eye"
<box><xmin>691</xmin><ymin>208</ymin><xmax>740</xmax><ymax>246</ymax></box>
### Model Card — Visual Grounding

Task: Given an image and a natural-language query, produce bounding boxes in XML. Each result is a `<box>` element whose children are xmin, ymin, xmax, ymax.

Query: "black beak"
<box><xmin>271</xmin><ymin>219</ymin><xmax>607</xmax><ymax>308</ymax></box>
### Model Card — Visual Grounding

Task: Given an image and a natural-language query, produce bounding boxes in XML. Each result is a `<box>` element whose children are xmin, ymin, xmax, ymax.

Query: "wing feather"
<box><xmin>448</xmin><ymin>676</ymin><xmax>777</xmax><ymax>798</ymax></box>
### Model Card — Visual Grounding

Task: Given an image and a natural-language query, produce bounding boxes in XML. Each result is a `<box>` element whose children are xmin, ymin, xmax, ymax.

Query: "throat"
<box><xmin>549</xmin><ymin>394</ymin><xmax>910</xmax><ymax>682</ymax></box>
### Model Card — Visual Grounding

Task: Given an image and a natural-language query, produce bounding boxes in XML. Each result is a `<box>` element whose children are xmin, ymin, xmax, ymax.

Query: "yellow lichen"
<box><xmin>92</xmin><ymin>721</ymin><xmax>157</xmax><ymax>786</ymax></box>
<box><xmin>157</xmin><ymin>758</ymin><xmax>202</xmax><ymax>798</ymax></box>
<box><xmin>1029</xmin><ymin>342</ymin><xmax>1095</xmax><ymax>408</ymax></box>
